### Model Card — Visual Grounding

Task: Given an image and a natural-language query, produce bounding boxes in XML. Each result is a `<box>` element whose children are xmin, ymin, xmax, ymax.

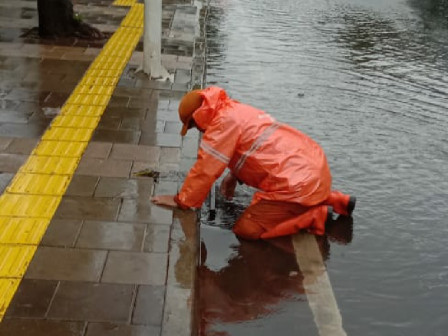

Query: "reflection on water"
<box><xmin>200</xmin><ymin>0</ymin><xmax>448</xmax><ymax>335</ymax></box>
<box><xmin>199</xmin><ymin>211</ymin><xmax>354</xmax><ymax>336</ymax></box>
<box><xmin>199</xmin><ymin>234</ymin><xmax>306</xmax><ymax>336</ymax></box>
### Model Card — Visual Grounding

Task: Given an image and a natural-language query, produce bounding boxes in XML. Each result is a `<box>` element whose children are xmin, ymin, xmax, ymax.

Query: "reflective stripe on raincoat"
<box><xmin>175</xmin><ymin>86</ymin><xmax>332</xmax><ymax>210</ymax></box>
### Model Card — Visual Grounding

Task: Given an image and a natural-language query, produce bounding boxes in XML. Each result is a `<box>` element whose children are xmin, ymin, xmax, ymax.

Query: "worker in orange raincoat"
<box><xmin>151</xmin><ymin>86</ymin><xmax>356</xmax><ymax>239</ymax></box>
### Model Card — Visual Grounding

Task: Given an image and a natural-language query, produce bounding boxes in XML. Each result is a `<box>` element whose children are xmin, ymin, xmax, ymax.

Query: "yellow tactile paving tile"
<box><xmin>79</xmin><ymin>76</ymin><xmax>119</xmax><ymax>87</ymax></box>
<box><xmin>103</xmin><ymin>36</ymin><xmax>139</xmax><ymax>51</ymax></box>
<box><xmin>117</xmin><ymin>27</ymin><xmax>143</xmax><ymax>41</ymax></box>
<box><xmin>121</xmin><ymin>4</ymin><xmax>144</xmax><ymax>28</ymax></box>
<box><xmin>20</xmin><ymin>156</ymin><xmax>80</xmax><ymax>175</ymax></box>
<box><xmin>104</xmin><ymin>28</ymin><xmax>142</xmax><ymax>47</ymax></box>
<box><xmin>61</xmin><ymin>104</ymin><xmax>106</xmax><ymax>117</ymax></box>
<box><xmin>73</xmin><ymin>85</ymin><xmax>116</xmax><ymax>97</ymax></box>
<box><xmin>0</xmin><ymin>217</ymin><xmax>49</xmax><ymax>245</ymax></box>
<box><xmin>97</xmin><ymin>46</ymin><xmax>133</xmax><ymax>59</ymax></box>
<box><xmin>0</xmin><ymin>245</ymin><xmax>37</xmax><ymax>278</ymax></box>
<box><xmin>32</xmin><ymin>141</ymin><xmax>87</xmax><ymax>157</ymax></box>
<box><xmin>112</xmin><ymin>0</ymin><xmax>136</xmax><ymax>6</ymax></box>
<box><xmin>66</xmin><ymin>93</ymin><xmax>112</xmax><ymax>106</ymax></box>
<box><xmin>42</xmin><ymin>127</ymin><xmax>94</xmax><ymax>142</ymax></box>
<box><xmin>51</xmin><ymin>115</ymin><xmax>100</xmax><ymax>129</ymax></box>
<box><xmin>0</xmin><ymin>279</ymin><xmax>20</xmax><ymax>317</ymax></box>
<box><xmin>0</xmin><ymin>2</ymin><xmax>145</xmax><ymax>321</ymax></box>
<box><xmin>7</xmin><ymin>173</ymin><xmax>72</xmax><ymax>196</ymax></box>
<box><xmin>0</xmin><ymin>194</ymin><xmax>61</xmax><ymax>218</ymax></box>
<box><xmin>92</xmin><ymin>54</ymin><xmax>128</xmax><ymax>63</ymax></box>
<box><xmin>89</xmin><ymin>58</ymin><xmax>128</xmax><ymax>71</ymax></box>
<box><xmin>84</xmin><ymin>69</ymin><xmax>122</xmax><ymax>79</ymax></box>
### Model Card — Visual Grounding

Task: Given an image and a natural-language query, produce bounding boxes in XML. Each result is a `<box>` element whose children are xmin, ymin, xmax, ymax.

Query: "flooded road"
<box><xmin>198</xmin><ymin>0</ymin><xmax>448</xmax><ymax>335</ymax></box>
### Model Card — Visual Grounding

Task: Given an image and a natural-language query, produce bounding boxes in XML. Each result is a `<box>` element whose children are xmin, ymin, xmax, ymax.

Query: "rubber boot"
<box><xmin>260</xmin><ymin>205</ymin><xmax>331</xmax><ymax>239</ymax></box>
<box><xmin>324</xmin><ymin>190</ymin><xmax>356</xmax><ymax>216</ymax></box>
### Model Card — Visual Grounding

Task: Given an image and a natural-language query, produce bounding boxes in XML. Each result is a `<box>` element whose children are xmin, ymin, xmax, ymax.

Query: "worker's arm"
<box><xmin>176</xmin><ymin>113</ymin><xmax>241</xmax><ymax>209</ymax></box>
<box><xmin>151</xmin><ymin>194</ymin><xmax>178</xmax><ymax>207</ymax></box>
<box><xmin>151</xmin><ymin>169</ymin><xmax>240</xmax><ymax>207</ymax></box>
<box><xmin>220</xmin><ymin>171</ymin><xmax>238</xmax><ymax>200</ymax></box>
<box><xmin>151</xmin><ymin>112</ymin><xmax>241</xmax><ymax>209</ymax></box>
<box><xmin>151</xmin><ymin>162</ymin><xmax>236</xmax><ymax>208</ymax></box>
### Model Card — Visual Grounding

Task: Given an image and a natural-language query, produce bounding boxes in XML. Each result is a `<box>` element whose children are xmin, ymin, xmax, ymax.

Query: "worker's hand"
<box><xmin>220</xmin><ymin>173</ymin><xmax>238</xmax><ymax>200</ymax></box>
<box><xmin>151</xmin><ymin>195</ymin><xmax>178</xmax><ymax>208</ymax></box>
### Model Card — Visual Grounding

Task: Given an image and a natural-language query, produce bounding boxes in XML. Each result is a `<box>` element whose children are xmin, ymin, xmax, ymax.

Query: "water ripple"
<box><xmin>203</xmin><ymin>0</ymin><xmax>448</xmax><ymax>334</ymax></box>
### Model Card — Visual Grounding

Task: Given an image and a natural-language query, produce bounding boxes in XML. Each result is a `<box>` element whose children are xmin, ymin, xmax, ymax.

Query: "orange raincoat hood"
<box><xmin>192</xmin><ymin>86</ymin><xmax>234</xmax><ymax>132</ymax></box>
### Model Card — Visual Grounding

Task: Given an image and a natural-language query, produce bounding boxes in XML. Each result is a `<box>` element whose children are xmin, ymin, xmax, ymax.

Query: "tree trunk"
<box><xmin>37</xmin><ymin>0</ymin><xmax>103</xmax><ymax>39</ymax></box>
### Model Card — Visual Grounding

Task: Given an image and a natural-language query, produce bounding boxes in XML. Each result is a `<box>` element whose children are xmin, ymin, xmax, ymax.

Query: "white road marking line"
<box><xmin>293</xmin><ymin>233</ymin><xmax>347</xmax><ymax>336</ymax></box>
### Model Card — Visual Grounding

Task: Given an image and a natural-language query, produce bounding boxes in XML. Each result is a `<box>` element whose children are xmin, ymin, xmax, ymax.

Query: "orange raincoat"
<box><xmin>175</xmin><ymin>86</ymin><xmax>349</xmax><ymax>239</ymax></box>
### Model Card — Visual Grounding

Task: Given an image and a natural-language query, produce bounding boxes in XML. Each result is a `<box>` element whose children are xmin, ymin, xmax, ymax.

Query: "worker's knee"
<box><xmin>232</xmin><ymin>217</ymin><xmax>264</xmax><ymax>240</ymax></box>
<box><xmin>232</xmin><ymin>200</ymin><xmax>304</xmax><ymax>240</ymax></box>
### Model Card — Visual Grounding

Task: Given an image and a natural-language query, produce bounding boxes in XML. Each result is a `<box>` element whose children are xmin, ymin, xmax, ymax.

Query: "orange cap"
<box><xmin>178</xmin><ymin>90</ymin><xmax>203</xmax><ymax>136</ymax></box>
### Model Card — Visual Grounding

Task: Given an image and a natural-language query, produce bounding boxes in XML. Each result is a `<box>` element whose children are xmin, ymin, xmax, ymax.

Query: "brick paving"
<box><xmin>0</xmin><ymin>0</ymin><xmax>206</xmax><ymax>335</ymax></box>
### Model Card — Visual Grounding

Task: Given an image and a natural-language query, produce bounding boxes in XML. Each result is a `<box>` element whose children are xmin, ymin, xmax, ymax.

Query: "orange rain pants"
<box><xmin>233</xmin><ymin>190</ymin><xmax>352</xmax><ymax>240</ymax></box>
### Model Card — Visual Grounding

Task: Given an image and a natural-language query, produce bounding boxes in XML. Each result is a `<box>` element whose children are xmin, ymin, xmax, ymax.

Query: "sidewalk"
<box><xmin>0</xmin><ymin>0</ymin><xmax>206</xmax><ymax>335</ymax></box>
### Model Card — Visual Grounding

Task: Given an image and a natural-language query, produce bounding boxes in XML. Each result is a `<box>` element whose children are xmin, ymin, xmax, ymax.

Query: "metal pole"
<box><xmin>208</xmin><ymin>182</ymin><xmax>216</xmax><ymax>220</ymax></box>
<box><xmin>142</xmin><ymin>0</ymin><xmax>173</xmax><ymax>81</ymax></box>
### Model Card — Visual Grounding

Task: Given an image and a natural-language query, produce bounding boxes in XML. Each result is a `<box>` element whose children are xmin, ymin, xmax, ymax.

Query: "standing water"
<box><xmin>198</xmin><ymin>0</ymin><xmax>448</xmax><ymax>335</ymax></box>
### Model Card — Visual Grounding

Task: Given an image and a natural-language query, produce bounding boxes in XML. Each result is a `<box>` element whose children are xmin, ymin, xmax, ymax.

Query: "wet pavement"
<box><xmin>0</xmin><ymin>0</ymin><xmax>206</xmax><ymax>335</ymax></box>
